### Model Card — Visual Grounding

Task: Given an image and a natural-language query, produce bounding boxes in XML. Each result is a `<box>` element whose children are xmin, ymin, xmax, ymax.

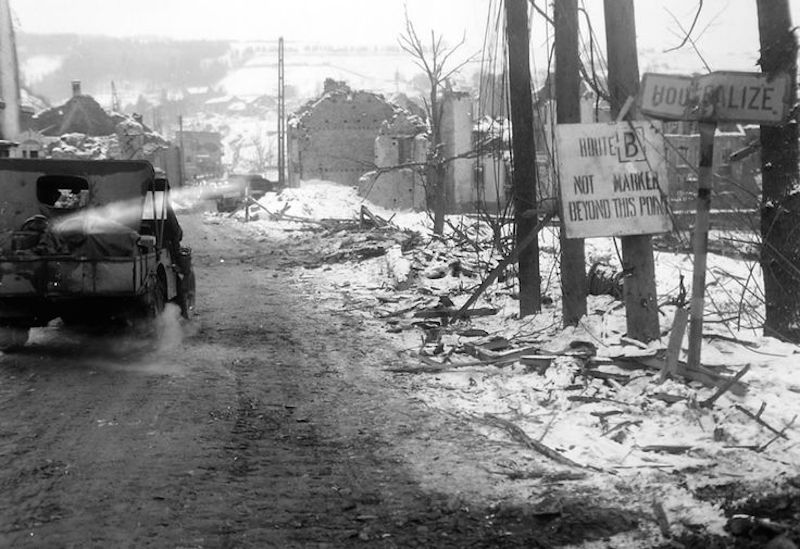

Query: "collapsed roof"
<box><xmin>32</xmin><ymin>95</ymin><xmax>116</xmax><ymax>137</ymax></box>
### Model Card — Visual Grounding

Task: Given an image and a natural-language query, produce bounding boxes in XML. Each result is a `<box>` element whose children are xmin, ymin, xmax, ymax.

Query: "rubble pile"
<box><xmin>43</xmin><ymin>118</ymin><xmax>170</xmax><ymax>161</ymax></box>
<box><xmin>48</xmin><ymin>132</ymin><xmax>114</xmax><ymax>160</ymax></box>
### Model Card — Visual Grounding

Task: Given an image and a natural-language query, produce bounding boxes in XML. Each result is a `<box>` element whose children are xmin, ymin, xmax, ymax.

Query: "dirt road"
<box><xmin>0</xmin><ymin>211</ymin><xmax>641</xmax><ymax>548</ymax></box>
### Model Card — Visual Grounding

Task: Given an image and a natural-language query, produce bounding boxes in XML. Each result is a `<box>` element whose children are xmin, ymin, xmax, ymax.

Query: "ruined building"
<box><xmin>358</xmin><ymin>109</ymin><xmax>428</xmax><ymax>210</ymax></box>
<box><xmin>174</xmin><ymin>130</ymin><xmax>223</xmax><ymax>180</ymax></box>
<box><xmin>287</xmin><ymin>81</ymin><xmax>396</xmax><ymax>187</ymax></box>
<box><xmin>361</xmin><ymin>89</ymin><xmax>511</xmax><ymax>213</ymax></box>
<box><xmin>33</xmin><ymin>82</ymin><xmax>117</xmax><ymax>137</ymax></box>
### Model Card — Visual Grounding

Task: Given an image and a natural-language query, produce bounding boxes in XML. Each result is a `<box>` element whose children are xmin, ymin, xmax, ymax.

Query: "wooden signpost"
<box><xmin>640</xmin><ymin>71</ymin><xmax>791</xmax><ymax>368</ymax></box>
<box><xmin>640</xmin><ymin>71</ymin><xmax>791</xmax><ymax>123</ymax></box>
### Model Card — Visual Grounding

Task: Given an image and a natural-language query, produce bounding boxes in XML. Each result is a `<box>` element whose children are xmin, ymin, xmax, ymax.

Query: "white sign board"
<box><xmin>640</xmin><ymin>71</ymin><xmax>791</xmax><ymax>124</ymax></box>
<box><xmin>556</xmin><ymin>121</ymin><xmax>671</xmax><ymax>239</ymax></box>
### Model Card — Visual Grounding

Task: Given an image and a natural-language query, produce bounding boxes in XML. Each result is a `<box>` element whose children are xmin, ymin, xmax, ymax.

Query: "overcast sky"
<box><xmin>11</xmin><ymin>1</ymin><xmax>799</xmax><ymax>72</ymax></box>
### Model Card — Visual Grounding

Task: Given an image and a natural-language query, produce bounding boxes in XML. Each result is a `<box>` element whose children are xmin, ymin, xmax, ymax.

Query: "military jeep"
<box><xmin>0</xmin><ymin>159</ymin><xmax>195</xmax><ymax>350</ymax></box>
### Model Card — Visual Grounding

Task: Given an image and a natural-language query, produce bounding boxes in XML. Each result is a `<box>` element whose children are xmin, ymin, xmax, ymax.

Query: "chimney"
<box><xmin>71</xmin><ymin>80</ymin><xmax>81</xmax><ymax>97</ymax></box>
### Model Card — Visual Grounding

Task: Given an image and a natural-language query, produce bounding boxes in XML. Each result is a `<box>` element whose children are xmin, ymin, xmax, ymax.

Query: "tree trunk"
<box><xmin>505</xmin><ymin>0</ymin><xmax>542</xmax><ymax>316</ymax></box>
<box><xmin>604</xmin><ymin>0</ymin><xmax>660</xmax><ymax>342</ymax></box>
<box><xmin>427</xmin><ymin>161</ymin><xmax>446</xmax><ymax>235</ymax></box>
<box><xmin>555</xmin><ymin>0</ymin><xmax>586</xmax><ymax>326</ymax></box>
<box><xmin>757</xmin><ymin>0</ymin><xmax>800</xmax><ymax>341</ymax></box>
<box><xmin>429</xmin><ymin>88</ymin><xmax>446</xmax><ymax>235</ymax></box>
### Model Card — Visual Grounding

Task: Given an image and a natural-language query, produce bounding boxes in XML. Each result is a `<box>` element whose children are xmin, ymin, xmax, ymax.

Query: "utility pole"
<box><xmin>111</xmin><ymin>81</ymin><xmax>121</xmax><ymax>112</ymax></box>
<box><xmin>603</xmin><ymin>0</ymin><xmax>660</xmax><ymax>342</ymax></box>
<box><xmin>178</xmin><ymin>114</ymin><xmax>185</xmax><ymax>187</ymax></box>
<box><xmin>505</xmin><ymin>0</ymin><xmax>542</xmax><ymax>316</ymax></box>
<box><xmin>277</xmin><ymin>37</ymin><xmax>286</xmax><ymax>187</ymax></box>
<box><xmin>756</xmin><ymin>0</ymin><xmax>800</xmax><ymax>341</ymax></box>
<box><xmin>555</xmin><ymin>0</ymin><xmax>586</xmax><ymax>326</ymax></box>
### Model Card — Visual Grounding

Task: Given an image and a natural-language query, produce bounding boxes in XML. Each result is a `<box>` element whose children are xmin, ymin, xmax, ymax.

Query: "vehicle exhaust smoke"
<box><xmin>154</xmin><ymin>303</ymin><xmax>186</xmax><ymax>352</ymax></box>
<box><xmin>48</xmin><ymin>185</ymin><xmax>211</xmax><ymax>235</ymax></box>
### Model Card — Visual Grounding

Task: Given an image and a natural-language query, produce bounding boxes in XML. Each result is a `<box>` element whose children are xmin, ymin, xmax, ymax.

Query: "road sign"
<box><xmin>556</xmin><ymin>121</ymin><xmax>671</xmax><ymax>239</ymax></box>
<box><xmin>640</xmin><ymin>71</ymin><xmax>791</xmax><ymax>124</ymax></box>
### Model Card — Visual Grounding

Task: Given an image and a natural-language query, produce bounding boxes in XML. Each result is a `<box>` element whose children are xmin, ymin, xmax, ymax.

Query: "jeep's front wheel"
<box><xmin>141</xmin><ymin>271</ymin><xmax>167</xmax><ymax>319</ymax></box>
<box><xmin>177</xmin><ymin>270</ymin><xmax>196</xmax><ymax>319</ymax></box>
<box><xmin>0</xmin><ymin>327</ymin><xmax>29</xmax><ymax>352</ymax></box>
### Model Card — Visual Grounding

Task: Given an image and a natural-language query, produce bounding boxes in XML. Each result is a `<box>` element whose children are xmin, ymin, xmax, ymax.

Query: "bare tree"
<box><xmin>398</xmin><ymin>10</ymin><xmax>473</xmax><ymax>234</ymax></box>
<box><xmin>249</xmin><ymin>132</ymin><xmax>274</xmax><ymax>174</ymax></box>
<box><xmin>228</xmin><ymin>135</ymin><xmax>243</xmax><ymax>173</ymax></box>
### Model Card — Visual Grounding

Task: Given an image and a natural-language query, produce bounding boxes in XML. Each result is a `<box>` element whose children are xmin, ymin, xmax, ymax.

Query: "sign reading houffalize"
<box><xmin>556</xmin><ymin>121</ymin><xmax>671</xmax><ymax>239</ymax></box>
<box><xmin>640</xmin><ymin>71</ymin><xmax>791</xmax><ymax>124</ymax></box>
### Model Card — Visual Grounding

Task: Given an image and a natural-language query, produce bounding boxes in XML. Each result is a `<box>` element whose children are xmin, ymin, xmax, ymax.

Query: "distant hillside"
<box><xmin>16</xmin><ymin>30</ymin><xmax>760</xmax><ymax>115</ymax></box>
<box><xmin>17</xmin><ymin>33</ymin><xmax>230</xmax><ymax>106</ymax></box>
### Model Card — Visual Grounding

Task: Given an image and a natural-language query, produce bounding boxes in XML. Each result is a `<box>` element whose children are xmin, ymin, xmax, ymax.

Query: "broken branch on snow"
<box><xmin>481</xmin><ymin>413</ymin><xmax>586</xmax><ymax>470</ymax></box>
<box><xmin>699</xmin><ymin>364</ymin><xmax>751</xmax><ymax>408</ymax></box>
<box><xmin>734</xmin><ymin>403</ymin><xmax>791</xmax><ymax>441</ymax></box>
<box><xmin>452</xmin><ymin>212</ymin><xmax>556</xmax><ymax>321</ymax></box>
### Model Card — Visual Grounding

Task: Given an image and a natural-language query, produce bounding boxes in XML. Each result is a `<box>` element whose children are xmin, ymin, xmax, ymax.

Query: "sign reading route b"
<box><xmin>556</xmin><ymin>121</ymin><xmax>671</xmax><ymax>239</ymax></box>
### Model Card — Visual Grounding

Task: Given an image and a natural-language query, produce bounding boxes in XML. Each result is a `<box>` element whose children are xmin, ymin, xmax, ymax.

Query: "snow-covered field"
<box><xmin>203</xmin><ymin>179</ymin><xmax>799</xmax><ymax>544</ymax></box>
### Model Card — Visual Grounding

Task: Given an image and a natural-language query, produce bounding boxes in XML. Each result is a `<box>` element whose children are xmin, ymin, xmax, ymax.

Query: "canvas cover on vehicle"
<box><xmin>55</xmin><ymin>215</ymin><xmax>140</xmax><ymax>258</ymax></box>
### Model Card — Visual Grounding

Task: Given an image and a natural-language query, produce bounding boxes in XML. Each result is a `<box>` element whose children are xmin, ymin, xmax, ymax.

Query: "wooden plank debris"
<box><xmin>603</xmin><ymin>419</ymin><xmax>642</xmax><ymax>438</ymax></box>
<box><xmin>699</xmin><ymin>364</ymin><xmax>751</xmax><ymax>408</ymax></box>
<box><xmin>482</xmin><ymin>413</ymin><xmax>585</xmax><ymax>469</ymax></box>
<box><xmin>582</xmin><ymin>368</ymin><xmax>631</xmax><ymax>384</ymax></box>
<box><xmin>660</xmin><ymin>307</ymin><xmax>689</xmax><ymax>383</ymax></box>
<box><xmin>568</xmin><ymin>395</ymin><xmax>629</xmax><ymax>406</ymax></box>
<box><xmin>620</xmin><ymin>336</ymin><xmax>650</xmax><ymax>350</ymax></box>
<box><xmin>411</xmin><ymin>346</ymin><xmax>545</xmax><ymax>371</ymax></box>
<box><xmin>464</xmin><ymin>343</ymin><xmax>541</xmax><ymax>363</ymax></box>
<box><xmin>359</xmin><ymin>204</ymin><xmax>388</xmax><ymax>228</ymax></box>
<box><xmin>452</xmin><ymin>212</ymin><xmax>556</xmax><ymax>321</ymax></box>
<box><xmin>615</xmin><ymin>355</ymin><xmax>747</xmax><ymax>396</ymax></box>
<box><xmin>640</xmin><ymin>445</ymin><xmax>693</xmax><ymax>454</ymax></box>
<box><xmin>734</xmin><ymin>403</ymin><xmax>790</xmax><ymax>440</ymax></box>
<box><xmin>457</xmin><ymin>328</ymin><xmax>489</xmax><ymax>338</ymax></box>
<box><xmin>758</xmin><ymin>414</ymin><xmax>797</xmax><ymax>453</ymax></box>
<box><xmin>652</xmin><ymin>500</ymin><xmax>672</xmax><ymax>538</ymax></box>
<box><xmin>650</xmin><ymin>393</ymin><xmax>686</xmax><ymax>404</ymax></box>
<box><xmin>413</xmin><ymin>307</ymin><xmax>497</xmax><ymax>320</ymax></box>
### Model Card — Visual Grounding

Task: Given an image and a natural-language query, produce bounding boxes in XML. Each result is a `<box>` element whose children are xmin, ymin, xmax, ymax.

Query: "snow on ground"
<box><xmin>202</xmin><ymin>179</ymin><xmax>800</xmax><ymax>542</ymax></box>
<box><xmin>215</xmin><ymin>180</ymin><xmax>430</xmax><ymax>238</ymax></box>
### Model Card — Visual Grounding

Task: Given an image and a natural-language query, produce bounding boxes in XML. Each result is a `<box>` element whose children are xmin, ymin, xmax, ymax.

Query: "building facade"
<box><xmin>175</xmin><ymin>130</ymin><xmax>224</xmax><ymax>180</ymax></box>
<box><xmin>288</xmin><ymin>85</ymin><xmax>395</xmax><ymax>187</ymax></box>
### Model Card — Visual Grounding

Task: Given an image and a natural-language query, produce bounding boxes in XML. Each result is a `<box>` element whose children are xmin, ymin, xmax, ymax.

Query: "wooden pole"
<box><xmin>244</xmin><ymin>181</ymin><xmax>250</xmax><ymax>223</ymax></box>
<box><xmin>505</xmin><ymin>0</ymin><xmax>542</xmax><ymax>316</ymax></box>
<box><xmin>178</xmin><ymin>114</ymin><xmax>185</xmax><ymax>187</ymax></box>
<box><xmin>660</xmin><ymin>307</ymin><xmax>689</xmax><ymax>382</ymax></box>
<box><xmin>554</xmin><ymin>0</ymin><xmax>586</xmax><ymax>326</ymax></box>
<box><xmin>603</xmin><ymin>0</ymin><xmax>660</xmax><ymax>342</ymax></box>
<box><xmin>278</xmin><ymin>37</ymin><xmax>286</xmax><ymax>187</ymax></box>
<box><xmin>686</xmin><ymin>122</ymin><xmax>716</xmax><ymax>367</ymax></box>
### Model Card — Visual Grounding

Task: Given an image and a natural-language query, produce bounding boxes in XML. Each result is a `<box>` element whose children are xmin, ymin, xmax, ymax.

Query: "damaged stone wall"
<box><xmin>288</xmin><ymin>88</ymin><xmax>395</xmax><ymax>187</ymax></box>
<box><xmin>474</xmin><ymin>153</ymin><xmax>509</xmax><ymax>213</ymax></box>
<box><xmin>360</xmin><ymin>92</ymin><xmax>514</xmax><ymax>214</ymax></box>
<box><xmin>359</xmin><ymin>111</ymin><xmax>427</xmax><ymax>210</ymax></box>
<box><xmin>441</xmin><ymin>91</ymin><xmax>475</xmax><ymax>212</ymax></box>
